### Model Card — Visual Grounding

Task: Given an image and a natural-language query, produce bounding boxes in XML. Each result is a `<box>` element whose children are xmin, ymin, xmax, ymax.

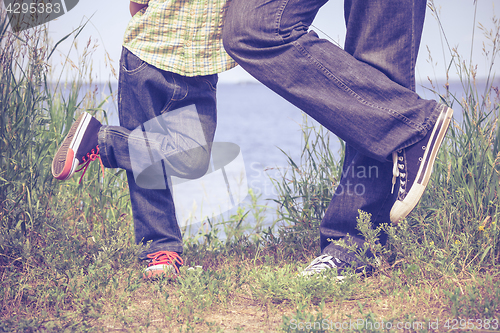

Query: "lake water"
<box><xmin>79</xmin><ymin>78</ymin><xmax>498</xmax><ymax>234</ymax></box>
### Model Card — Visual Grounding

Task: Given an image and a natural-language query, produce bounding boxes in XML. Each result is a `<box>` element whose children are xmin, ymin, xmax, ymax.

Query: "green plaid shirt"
<box><xmin>123</xmin><ymin>0</ymin><xmax>237</xmax><ymax>76</ymax></box>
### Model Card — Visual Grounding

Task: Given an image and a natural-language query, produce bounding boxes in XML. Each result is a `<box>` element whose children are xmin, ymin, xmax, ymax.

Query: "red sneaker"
<box><xmin>51</xmin><ymin>112</ymin><xmax>104</xmax><ymax>183</ymax></box>
<box><xmin>143</xmin><ymin>251</ymin><xmax>184</xmax><ymax>280</ymax></box>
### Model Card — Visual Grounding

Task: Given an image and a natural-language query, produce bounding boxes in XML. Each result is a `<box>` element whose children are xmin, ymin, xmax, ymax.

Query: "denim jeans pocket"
<box><xmin>169</xmin><ymin>74</ymin><xmax>189</xmax><ymax>103</ymax></box>
<box><xmin>121</xmin><ymin>48</ymin><xmax>148</xmax><ymax>74</ymax></box>
<box><xmin>197</xmin><ymin>75</ymin><xmax>218</xmax><ymax>92</ymax></box>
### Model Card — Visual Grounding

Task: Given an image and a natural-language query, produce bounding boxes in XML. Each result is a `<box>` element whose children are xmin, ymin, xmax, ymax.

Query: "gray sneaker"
<box><xmin>300</xmin><ymin>254</ymin><xmax>348</xmax><ymax>280</ymax></box>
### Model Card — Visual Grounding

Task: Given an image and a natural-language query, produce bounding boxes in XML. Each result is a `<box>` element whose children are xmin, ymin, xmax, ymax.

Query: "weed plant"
<box><xmin>270</xmin><ymin>120</ymin><xmax>342</xmax><ymax>259</ymax></box>
<box><xmin>386</xmin><ymin>1</ymin><xmax>500</xmax><ymax>275</ymax></box>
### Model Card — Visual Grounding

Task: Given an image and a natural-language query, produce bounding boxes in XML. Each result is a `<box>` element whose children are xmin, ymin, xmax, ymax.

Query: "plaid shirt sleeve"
<box><xmin>123</xmin><ymin>0</ymin><xmax>237</xmax><ymax>76</ymax></box>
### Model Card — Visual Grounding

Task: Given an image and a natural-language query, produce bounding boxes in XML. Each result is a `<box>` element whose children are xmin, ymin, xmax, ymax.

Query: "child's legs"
<box><xmin>98</xmin><ymin>48</ymin><xmax>218</xmax><ymax>258</ymax></box>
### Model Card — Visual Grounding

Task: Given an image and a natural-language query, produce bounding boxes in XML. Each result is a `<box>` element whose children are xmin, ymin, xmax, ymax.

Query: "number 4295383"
<box><xmin>5</xmin><ymin>2</ymin><xmax>61</xmax><ymax>14</ymax></box>
<box><xmin>444</xmin><ymin>318</ymin><xmax>499</xmax><ymax>330</ymax></box>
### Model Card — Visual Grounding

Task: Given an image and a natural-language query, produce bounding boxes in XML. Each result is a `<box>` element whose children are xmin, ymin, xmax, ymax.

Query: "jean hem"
<box><xmin>138</xmin><ymin>246</ymin><xmax>184</xmax><ymax>260</ymax></box>
<box><xmin>322</xmin><ymin>243</ymin><xmax>365</xmax><ymax>268</ymax></box>
<box><xmin>392</xmin><ymin>102</ymin><xmax>446</xmax><ymax>157</ymax></box>
<box><xmin>98</xmin><ymin>126</ymin><xmax>117</xmax><ymax>169</ymax></box>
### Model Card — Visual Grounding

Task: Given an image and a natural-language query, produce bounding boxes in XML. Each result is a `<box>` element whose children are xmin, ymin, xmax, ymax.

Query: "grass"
<box><xmin>1</xmin><ymin>2</ymin><xmax>500</xmax><ymax>332</ymax></box>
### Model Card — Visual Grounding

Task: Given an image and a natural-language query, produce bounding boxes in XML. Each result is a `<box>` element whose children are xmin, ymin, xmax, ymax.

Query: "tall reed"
<box><xmin>0</xmin><ymin>10</ymin><xmax>136</xmax><ymax>329</ymax></box>
<box><xmin>0</xmin><ymin>14</ymin><xmax>55</xmax><ymax>267</ymax></box>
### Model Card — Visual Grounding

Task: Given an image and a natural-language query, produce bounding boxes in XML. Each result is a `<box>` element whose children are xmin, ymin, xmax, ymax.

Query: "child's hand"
<box><xmin>130</xmin><ymin>1</ymin><xmax>148</xmax><ymax>16</ymax></box>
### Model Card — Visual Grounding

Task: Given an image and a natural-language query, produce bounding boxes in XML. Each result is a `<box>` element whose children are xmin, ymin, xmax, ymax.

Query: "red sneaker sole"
<box><xmin>51</xmin><ymin>113</ymin><xmax>91</xmax><ymax>180</ymax></box>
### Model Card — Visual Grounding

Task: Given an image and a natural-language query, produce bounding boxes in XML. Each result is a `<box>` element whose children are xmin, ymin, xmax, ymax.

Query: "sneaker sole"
<box><xmin>143</xmin><ymin>264</ymin><xmax>178</xmax><ymax>280</ymax></box>
<box><xmin>390</xmin><ymin>107</ymin><xmax>454</xmax><ymax>223</ymax></box>
<box><xmin>51</xmin><ymin>113</ymin><xmax>92</xmax><ymax>180</ymax></box>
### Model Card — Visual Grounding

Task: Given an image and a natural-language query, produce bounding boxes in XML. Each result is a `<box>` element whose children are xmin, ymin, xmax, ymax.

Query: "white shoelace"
<box><xmin>301</xmin><ymin>254</ymin><xmax>341</xmax><ymax>276</ymax></box>
<box><xmin>391</xmin><ymin>151</ymin><xmax>400</xmax><ymax>194</ymax></box>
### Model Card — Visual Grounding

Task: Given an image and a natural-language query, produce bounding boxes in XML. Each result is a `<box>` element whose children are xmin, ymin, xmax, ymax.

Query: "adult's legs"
<box><xmin>223</xmin><ymin>0</ymin><xmax>442</xmax><ymax>163</ymax></box>
<box><xmin>320</xmin><ymin>0</ymin><xmax>427</xmax><ymax>263</ymax></box>
<box><xmin>224</xmin><ymin>0</ymin><xmax>444</xmax><ymax>266</ymax></box>
<box><xmin>98</xmin><ymin>48</ymin><xmax>219</xmax><ymax>258</ymax></box>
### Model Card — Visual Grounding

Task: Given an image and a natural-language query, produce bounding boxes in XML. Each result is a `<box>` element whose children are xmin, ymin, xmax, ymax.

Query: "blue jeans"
<box><xmin>223</xmin><ymin>0</ymin><xmax>444</xmax><ymax>264</ymax></box>
<box><xmin>97</xmin><ymin>47</ymin><xmax>218</xmax><ymax>259</ymax></box>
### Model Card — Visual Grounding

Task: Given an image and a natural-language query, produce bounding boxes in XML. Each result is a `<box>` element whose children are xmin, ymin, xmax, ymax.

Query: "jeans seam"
<box><xmin>171</xmin><ymin>74</ymin><xmax>189</xmax><ymax>102</ymax></box>
<box><xmin>410</xmin><ymin>0</ymin><xmax>416</xmax><ymax>92</ymax></box>
<box><xmin>99</xmin><ymin>127</ymin><xmax>129</xmax><ymax>168</ymax></box>
<box><xmin>97</xmin><ymin>128</ymin><xmax>111</xmax><ymax>167</ymax></box>
<box><xmin>161</xmin><ymin>74</ymin><xmax>189</xmax><ymax>113</ymax></box>
<box><xmin>291</xmin><ymin>40</ymin><xmax>426</xmax><ymax>132</ymax></box>
<box><xmin>274</xmin><ymin>0</ymin><xmax>290</xmax><ymax>43</ymax></box>
<box><xmin>121</xmin><ymin>60</ymin><xmax>148</xmax><ymax>75</ymax></box>
<box><xmin>197</xmin><ymin>75</ymin><xmax>217</xmax><ymax>91</ymax></box>
<box><xmin>397</xmin><ymin>103</ymin><xmax>445</xmax><ymax>150</ymax></box>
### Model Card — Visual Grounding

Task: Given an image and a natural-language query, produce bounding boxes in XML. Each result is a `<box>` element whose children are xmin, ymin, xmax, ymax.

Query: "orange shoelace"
<box><xmin>76</xmin><ymin>145</ymin><xmax>105</xmax><ymax>184</ymax></box>
<box><xmin>146</xmin><ymin>251</ymin><xmax>184</xmax><ymax>274</ymax></box>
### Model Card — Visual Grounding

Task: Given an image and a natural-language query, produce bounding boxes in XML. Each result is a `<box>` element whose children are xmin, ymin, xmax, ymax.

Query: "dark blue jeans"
<box><xmin>98</xmin><ymin>47</ymin><xmax>218</xmax><ymax>259</ymax></box>
<box><xmin>223</xmin><ymin>0</ymin><xmax>444</xmax><ymax>264</ymax></box>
